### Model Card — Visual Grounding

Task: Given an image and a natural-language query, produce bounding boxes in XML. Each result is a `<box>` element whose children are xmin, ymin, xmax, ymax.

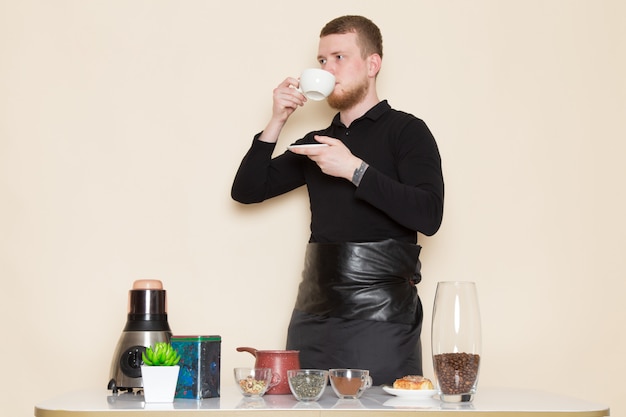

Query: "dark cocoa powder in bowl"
<box><xmin>331</xmin><ymin>376</ymin><xmax>362</xmax><ymax>395</ymax></box>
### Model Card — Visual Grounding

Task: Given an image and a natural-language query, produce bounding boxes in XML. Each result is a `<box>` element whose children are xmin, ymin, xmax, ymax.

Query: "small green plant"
<box><xmin>142</xmin><ymin>342</ymin><xmax>181</xmax><ymax>366</ymax></box>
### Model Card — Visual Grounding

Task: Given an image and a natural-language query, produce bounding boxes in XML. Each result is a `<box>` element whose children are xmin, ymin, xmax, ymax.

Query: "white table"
<box><xmin>34</xmin><ymin>385</ymin><xmax>610</xmax><ymax>416</ymax></box>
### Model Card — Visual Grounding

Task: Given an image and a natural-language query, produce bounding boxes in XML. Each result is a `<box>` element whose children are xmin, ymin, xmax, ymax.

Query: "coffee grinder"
<box><xmin>107</xmin><ymin>279</ymin><xmax>172</xmax><ymax>393</ymax></box>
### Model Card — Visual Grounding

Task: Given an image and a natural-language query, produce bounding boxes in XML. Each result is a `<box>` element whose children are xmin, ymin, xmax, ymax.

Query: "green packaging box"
<box><xmin>171</xmin><ymin>335</ymin><xmax>221</xmax><ymax>399</ymax></box>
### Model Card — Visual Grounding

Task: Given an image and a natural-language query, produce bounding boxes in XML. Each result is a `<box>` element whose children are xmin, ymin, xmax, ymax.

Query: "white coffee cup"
<box><xmin>299</xmin><ymin>68</ymin><xmax>335</xmax><ymax>101</ymax></box>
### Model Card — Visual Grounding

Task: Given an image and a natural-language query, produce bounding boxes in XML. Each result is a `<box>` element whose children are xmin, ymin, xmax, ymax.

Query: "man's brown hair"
<box><xmin>320</xmin><ymin>15</ymin><xmax>383</xmax><ymax>59</ymax></box>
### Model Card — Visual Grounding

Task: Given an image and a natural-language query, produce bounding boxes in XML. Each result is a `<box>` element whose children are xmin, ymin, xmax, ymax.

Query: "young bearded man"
<box><xmin>231</xmin><ymin>15</ymin><xmax>444</xmax><ymax>384</ymax></box>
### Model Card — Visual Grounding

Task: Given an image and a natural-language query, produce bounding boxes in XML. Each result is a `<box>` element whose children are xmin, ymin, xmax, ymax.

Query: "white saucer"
<box><xmin>383</xmin><ymin>396</ymin><xmax>440</xmax><ymax>409</ymax></box>
<box><xmin>382</xmin><ymin>386</ymin><xmax>438</xmax><ymax>399</ymax></box>
<box><xmin>287</xmin><ymin>144</ymin><xmax>329</xmax><ymax>150</ymax></box>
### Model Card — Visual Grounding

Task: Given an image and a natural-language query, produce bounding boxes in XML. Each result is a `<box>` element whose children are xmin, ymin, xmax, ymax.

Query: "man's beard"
<box><xmin>327</xmin><ymin>78</ymin><xmax>369</xmax><ymax>111</ymax></box>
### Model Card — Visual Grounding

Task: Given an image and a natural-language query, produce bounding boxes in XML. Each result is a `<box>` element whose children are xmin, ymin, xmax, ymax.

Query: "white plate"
<box><xmin>287</xmin><ymin>144</ymin><xmax>329</xmax><ymax>150</ymax></box>
<box><xmin>383</xmin><ymin>397</ymin><xmax>440</xmax><ymax>409</ymax></box>
<box><xmin>382</xmin><ymin>386</ymin><xmax>438</xmax><ymax>399</ymax></box>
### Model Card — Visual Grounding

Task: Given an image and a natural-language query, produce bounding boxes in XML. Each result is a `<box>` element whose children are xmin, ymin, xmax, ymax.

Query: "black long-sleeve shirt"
<box><xmin>231</xmin><ymin>100</ymin><xmax>444</xmax><ymax>244</ymax></box>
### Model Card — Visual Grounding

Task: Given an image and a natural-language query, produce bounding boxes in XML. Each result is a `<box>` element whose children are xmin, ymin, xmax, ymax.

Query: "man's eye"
<box><xmin>319</xmin><ymin>58</ymin><xmax>327</xmax><ymax>65</ymax></box>
<box><xmin>336</xmin><ymin>55</ymin><xmax>344</xmax><ymax>60</ymax></box>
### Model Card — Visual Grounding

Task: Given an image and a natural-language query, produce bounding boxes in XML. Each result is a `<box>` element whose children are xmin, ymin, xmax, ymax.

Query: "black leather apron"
<box><xmin>293</xmin><ymin>239</ymin><xmax>422</xmax><ymax>325</ymax></box>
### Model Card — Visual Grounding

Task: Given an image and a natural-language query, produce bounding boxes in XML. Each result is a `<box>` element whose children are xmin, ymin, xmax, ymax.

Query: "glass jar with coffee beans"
<box><xmin>431</xmin><ymin>281</ymin><xmax>482</xmax><ymax>403</ymax></box>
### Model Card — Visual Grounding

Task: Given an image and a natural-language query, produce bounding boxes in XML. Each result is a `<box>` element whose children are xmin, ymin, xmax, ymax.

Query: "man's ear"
<box><xmin>368</xmin><ymin>53</ymin><xmax>382</xmax><ymax>77</ymax></box>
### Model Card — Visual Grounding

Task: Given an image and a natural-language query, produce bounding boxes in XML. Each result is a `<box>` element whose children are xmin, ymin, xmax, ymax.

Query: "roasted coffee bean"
<box><xmin>433</xmin><ymin>352</ymin><xmax>480</xmax><ymax>395</ymax></box>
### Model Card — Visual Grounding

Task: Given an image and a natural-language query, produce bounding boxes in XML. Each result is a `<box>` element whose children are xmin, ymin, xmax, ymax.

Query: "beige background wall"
<box><xmin>1</xmin><ymin>1</ymin><xmax>624</xmax><ymax>416</ymax></box>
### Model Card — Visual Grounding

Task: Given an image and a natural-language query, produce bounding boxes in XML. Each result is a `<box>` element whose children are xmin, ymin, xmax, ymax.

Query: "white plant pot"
<box><xmin>141</xmin><ymin>365</ymin><xmax>180</xmax><ymax>403</ymax></box>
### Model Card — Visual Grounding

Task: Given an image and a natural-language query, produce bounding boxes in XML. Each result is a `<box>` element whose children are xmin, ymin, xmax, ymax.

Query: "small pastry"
<box><xmin>393</xmin><ymin>375</ymin><xmax>434</xmax><ymax>390</ymax></box>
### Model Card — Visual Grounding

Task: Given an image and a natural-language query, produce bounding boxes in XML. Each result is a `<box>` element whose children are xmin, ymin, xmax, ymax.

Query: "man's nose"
<box><xmin>322</xmin><ymin>64</ymin><xmax>335</xmax><ymax>75</ymax></box>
